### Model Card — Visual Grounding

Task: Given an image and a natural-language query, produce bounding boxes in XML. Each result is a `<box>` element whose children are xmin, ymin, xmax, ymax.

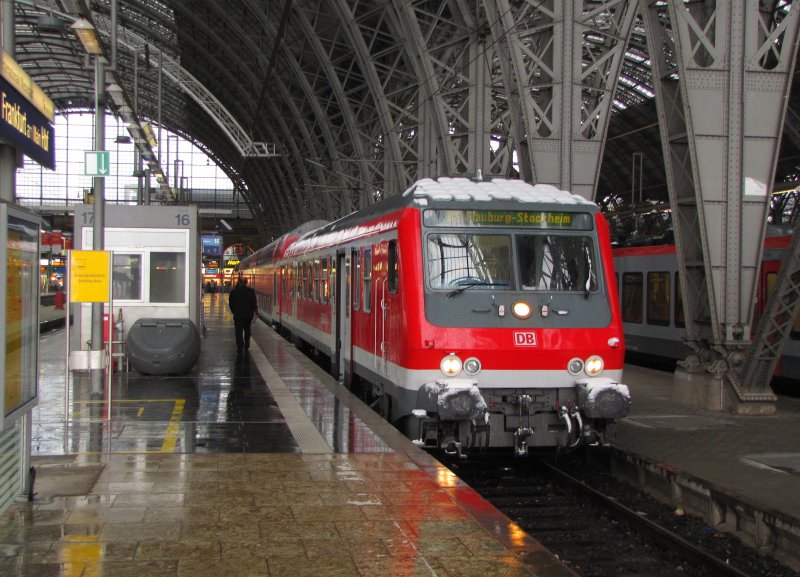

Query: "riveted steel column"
<box><xmin>643</xmin><ymin>0</ymin><xmax>800</xmax><ymax>412</ymax></box>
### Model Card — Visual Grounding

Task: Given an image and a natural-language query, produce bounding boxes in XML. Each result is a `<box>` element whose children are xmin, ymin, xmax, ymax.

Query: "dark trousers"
<box><xmin>233</xmin><ymin>316</ymin><xmax>252</xmax><ymax>350</ymax></box>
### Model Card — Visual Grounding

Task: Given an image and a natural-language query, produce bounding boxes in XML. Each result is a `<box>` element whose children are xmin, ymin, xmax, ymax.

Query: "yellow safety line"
<box><xmin>160</xmin><ymin>399</ymin><xmax>185</xmax><ymax>453</ymax></box>
<box><xmin>62</xmin><ymin>399</ymin><xmax>188</xmax><ymax>455</ymax></box>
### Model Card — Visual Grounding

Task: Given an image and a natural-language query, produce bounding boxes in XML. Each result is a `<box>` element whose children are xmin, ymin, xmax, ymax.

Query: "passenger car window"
<box><xmin>622</xmin><ymin>272</ymin><xmax>643</xmax><ymax>323</ymax></box>
<box><xmin>647</xmin><ymin>271</ymin><xmax>670</xmax><ymax>326</ymax></box>
<box><xmin>363</xmin><ymin>249</ymin><xmax>372</xmax><ymax>312</ymax></box>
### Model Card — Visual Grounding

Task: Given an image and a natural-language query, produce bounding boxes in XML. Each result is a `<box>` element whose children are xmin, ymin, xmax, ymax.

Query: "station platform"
<box><xmin>1</xmin><ymin>295</ymin><xmax>567</xmax><ymax>577</ymax></box>
<box><xmin>2</xmin><ymin>295</ymin><xmax>798</xmax><ymax>574</ymax></box>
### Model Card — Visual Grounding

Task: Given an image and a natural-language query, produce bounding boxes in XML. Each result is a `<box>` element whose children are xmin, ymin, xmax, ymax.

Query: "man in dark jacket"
<box><xmin>228</xmin><ymin>277</ymin><xmax>258</xmax><ymax>352</ymax></box>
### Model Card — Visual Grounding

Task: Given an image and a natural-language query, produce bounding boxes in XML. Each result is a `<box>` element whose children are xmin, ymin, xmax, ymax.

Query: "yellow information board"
<box><xmin>69</xmin><ymin>250</ymin><xmax>111</xmax><ymax>303</ymax></box>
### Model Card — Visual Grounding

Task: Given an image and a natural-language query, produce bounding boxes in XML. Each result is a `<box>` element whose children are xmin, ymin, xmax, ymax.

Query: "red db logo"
<box><xmin>514</xmin><ymin>331</ymin><xmax>537</xmax><ymax>347</ymax></box>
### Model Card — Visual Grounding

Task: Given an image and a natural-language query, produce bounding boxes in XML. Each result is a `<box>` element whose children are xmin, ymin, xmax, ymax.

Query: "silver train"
<box><xmin>612</xmin><ymin>234</ymin><xmax>800</xmax><ymax>382</ymax></box>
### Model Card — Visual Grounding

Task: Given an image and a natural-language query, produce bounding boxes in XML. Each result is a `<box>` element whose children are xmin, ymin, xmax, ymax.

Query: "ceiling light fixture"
<box><xmin>70</xmin><ymin>17</ymin><xmax>102</xmax><ymax>55</ymax></box>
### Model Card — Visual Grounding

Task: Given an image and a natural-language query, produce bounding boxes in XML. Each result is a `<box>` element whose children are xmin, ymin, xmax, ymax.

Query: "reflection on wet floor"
<box><xmin>33</xmin><ymin>292</ymin><xmax>389</xmax><ymax>456</ymax></box>
<box><xmin>8</xmin><ymin>295</ymin><xmax>554</xmax><ymax>577</ymax></box>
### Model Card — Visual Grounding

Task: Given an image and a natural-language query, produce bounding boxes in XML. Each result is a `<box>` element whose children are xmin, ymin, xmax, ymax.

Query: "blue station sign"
<box><xmin>0</xmin><ymin>62</ymin><xmax>54</xmax><ymax>170</ymax></box>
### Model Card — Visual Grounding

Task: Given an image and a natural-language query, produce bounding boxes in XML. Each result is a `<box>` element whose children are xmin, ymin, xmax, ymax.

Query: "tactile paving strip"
<box><xmin>247</xmin><ymin>337</ymin><xmax>333</xmax><ymax>454</ymax></box>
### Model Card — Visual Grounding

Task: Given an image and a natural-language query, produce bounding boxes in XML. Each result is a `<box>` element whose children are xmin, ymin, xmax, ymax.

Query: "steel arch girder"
<box><xmin>492</xmin><ymin>0</ymin><xmax>639</xmax><ymax>198</ymax></box>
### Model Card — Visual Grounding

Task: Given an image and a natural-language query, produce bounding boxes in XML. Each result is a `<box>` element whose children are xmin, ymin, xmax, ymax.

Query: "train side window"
<box><xmin>306</xmin><ymin>260</ymin><xmax>314</xmax><ymax>299</ymax></box>
<box><xmin>674</xmin><ymin>272</ymin><xmax>685</xmax><ymax>328</ymax></box>
<box><xmin>330</xmin><ymin>257</ymin><xmax>335</xmax><ymax>304</ymax></box>
<box><xmin>150</xmin><ymin>252</ymin><xmax>186</xmax><ymax>303</ymax></box>
<box><xmin>272</xmin><ymin>271</ymin><xmax>278</xmax><ymax>307</ymax></box>
<box><xmin>621</xmin><ymin>272</ymin><xmax>643</xmax><ymax>323</ymax></box>
<box><xmin>344</xmin><ymin>257</ymin><xmax>350</xmax><ymax>318</ymax></box>
<box><xmin>388</xmin><ymin>240</ymin><xmax>398</xmax><ymax>294</ymax></box>
<box><xmin>353</xmin><ymin>250</ymin><xmax>360</xmax><ymax>311</ymax></box>
<box><xmin>314</xmin><ymin>258</ymin><xmax>321</xmax><ymax>302</ymax></box>
<box><xmin>646</xmin><ymin>272</ymin><xmax>670</xmax><ymax>326</ymax></box>
<box><xmin>321</xmin><ymin>257</ymin><xmax>329</xmax><ymax>304</ymax></box>
<box><xmin>363</xmin><ymin>248</ymin><xmax>373</xmax><ymax>312</ymax></box>
<box><xmin>113</xmin><ymin>253</ymin><xmax>142</xmax><ymax>300</ymax></box>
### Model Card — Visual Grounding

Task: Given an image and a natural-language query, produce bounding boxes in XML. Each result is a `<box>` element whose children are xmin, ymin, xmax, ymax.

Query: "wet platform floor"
<box><xmin>1</xmin><ymin>293</ymin><xmax>566</xmax><ymax>577</ymax></box>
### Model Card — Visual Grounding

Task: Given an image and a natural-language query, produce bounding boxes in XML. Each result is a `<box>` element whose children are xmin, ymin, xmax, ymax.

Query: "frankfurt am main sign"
<box><xmin>0</xmin><ymin>51</ymin><xmax>55</xmax><ymax>170</ymax></box>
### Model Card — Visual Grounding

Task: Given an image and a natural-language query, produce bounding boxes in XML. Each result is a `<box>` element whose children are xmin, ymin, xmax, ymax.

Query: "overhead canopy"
<box><xmin>7</xmin><ymin>0</ymin><xmax>799</xmax><ymax>243</ymax></box>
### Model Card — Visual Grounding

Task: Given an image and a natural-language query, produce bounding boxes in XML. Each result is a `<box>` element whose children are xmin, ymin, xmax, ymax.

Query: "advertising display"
<box><xmin>1</xmin><ymin>205</ymin><xmax>40</xmax><ymax>423</ymax></box>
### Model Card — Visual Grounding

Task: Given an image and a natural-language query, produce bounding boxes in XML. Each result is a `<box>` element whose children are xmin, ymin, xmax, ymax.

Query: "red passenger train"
<box><xmin>238</xmin><ymin>177</ymin><xmax>630</xmax><ymax>455</ymax></box>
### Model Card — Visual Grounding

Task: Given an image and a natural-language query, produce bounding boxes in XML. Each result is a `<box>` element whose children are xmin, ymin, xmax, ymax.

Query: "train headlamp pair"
<box><xmin>567</xmin><ymin>355</ymin><xmax>604</xmax><ymax>376</ymax></box>
<box><xmin>440</xmin><ymin>353</ymin><xmax>481</xmax><ymax>376</ymax></box>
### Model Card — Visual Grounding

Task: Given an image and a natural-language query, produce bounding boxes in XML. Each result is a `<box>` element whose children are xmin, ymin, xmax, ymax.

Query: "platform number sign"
<box><xmin>84</xmin><ymin>151</ymin><xmax>110</xmax><ymax>177</ymax></box>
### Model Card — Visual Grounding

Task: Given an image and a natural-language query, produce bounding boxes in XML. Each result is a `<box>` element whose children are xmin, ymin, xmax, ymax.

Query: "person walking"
<box><xmin>228</xmin><ymin>277</ymin><xmax>258</xmax><ymax>352</ymax></box>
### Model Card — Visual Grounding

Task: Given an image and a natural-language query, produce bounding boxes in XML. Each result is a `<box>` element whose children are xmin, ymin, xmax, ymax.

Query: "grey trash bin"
<box><xmin>126</xmin><ymin>318</ymin><xmax>201</xmax><ymax>375</ymax></box>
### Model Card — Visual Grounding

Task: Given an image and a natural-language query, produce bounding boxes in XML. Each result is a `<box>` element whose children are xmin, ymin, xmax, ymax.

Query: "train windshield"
<box><xmin>517</xmin><ymin>235</ymin><xmax>597</xmax><ymax>293</ymax></box>
<box><xmin>425</xmin><ymin>232</ymin><xmax>598</xmax><ymax>294</ymax></box>
<box><xmin>426</xmin><ymin>234</ymin><xmax>512</xmax><ymax>289</ymax></box>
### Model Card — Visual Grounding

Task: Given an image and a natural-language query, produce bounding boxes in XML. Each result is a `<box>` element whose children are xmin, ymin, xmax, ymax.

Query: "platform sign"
<box><xmin>84</xmin><ymin>151</ymin><xmax>110</xmax><ymax>177</ymax></box>
<box><xmin>0</xmin><ymin>73</ymin><xmax>54</xmax><ymax>170</ymax></box>
<box><xmin>69</xmin><ymin>250</ymin><xmax>111</xmax><ymax>303</ymax></box>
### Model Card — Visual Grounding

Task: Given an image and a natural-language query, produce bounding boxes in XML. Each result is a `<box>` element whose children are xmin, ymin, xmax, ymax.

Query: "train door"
<box><xmin>334</xmin><ymin>251</ymin><xmax>351</xmax><ymax>382</ymax></box>
<box><xmin>278</xmin><ymin>266</ymin><xmax>286</xmax><ymax>325</ymax></box>
<box><xmin>374</xmin><ymin>240</ymin><xmax>397</xmax><ymax>376</ymax></box>
<box><xmin>381</xmin><ymin>239</ymin><xmax>399</xmax><ymax>376</ymax></box>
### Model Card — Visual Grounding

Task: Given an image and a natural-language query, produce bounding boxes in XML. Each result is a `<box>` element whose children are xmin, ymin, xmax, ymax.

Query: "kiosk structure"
<box><xmin>70</xmin><ymin>205</ymin><xmax>201</xmax><ymax>363</ymax></box>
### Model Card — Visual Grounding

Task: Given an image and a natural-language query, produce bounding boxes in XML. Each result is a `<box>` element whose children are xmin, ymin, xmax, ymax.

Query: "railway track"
<box><xmin>447</xmin><ymin>453</ymin><xmax>794</xmax><ymax>577</ymax></box>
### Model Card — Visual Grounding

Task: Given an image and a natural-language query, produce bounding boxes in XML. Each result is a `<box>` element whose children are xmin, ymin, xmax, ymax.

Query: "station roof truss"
<box><xmin>7</xmin><ymin>0</ymin><xmax>799</xmax><ymax>243</ymax></box>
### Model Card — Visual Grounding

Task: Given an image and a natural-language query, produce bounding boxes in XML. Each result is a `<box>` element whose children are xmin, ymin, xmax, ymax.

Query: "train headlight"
<box><xmin>440</xmin><ymin>353</ymin><xmax>463</xmax><ymax>376</ymax></box>
<box><xmin>464</xmin><ymin>357</ymin><xmax>482</xmax><ymax>375</ymax></box>
<box><xmin>567</xmin><ymin>357</ymin><xmax>584</xmax><ymax>375</ymax></box>
<box><xmin>585</xmin><ymin>355</ymin><xmax>604</xmax><ymax>376</ymax></box>
<box><xmin>512</xmin><ymin>301</ymin><xmax>532</xmax><ymax>319</ymax></box>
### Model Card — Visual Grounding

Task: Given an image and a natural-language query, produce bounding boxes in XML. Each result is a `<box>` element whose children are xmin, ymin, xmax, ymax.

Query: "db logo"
<box><xmin>514</xmin><ymin>331</ymin><xmax>538</xmax><ymax>347</ymax></box>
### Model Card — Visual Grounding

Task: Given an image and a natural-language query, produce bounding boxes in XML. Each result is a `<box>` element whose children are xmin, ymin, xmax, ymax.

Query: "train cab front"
<box><xmin>411</xmin><ymin>194</ymin><xmax>630</xmax><ymax>456</ymax></box>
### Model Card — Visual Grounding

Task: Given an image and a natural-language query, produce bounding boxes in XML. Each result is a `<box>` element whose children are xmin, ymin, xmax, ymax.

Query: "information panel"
<box><xmin>69</xmin><ymin>250</ymin><xmax>111</xmax><ymax>303</ymax></box>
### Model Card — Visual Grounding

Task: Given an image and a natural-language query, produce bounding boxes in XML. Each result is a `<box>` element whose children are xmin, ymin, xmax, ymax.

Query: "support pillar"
<box><xmin>642</xmin><ymin>0</ymin><xmax>800</xmax><ymax>412</ymax></box>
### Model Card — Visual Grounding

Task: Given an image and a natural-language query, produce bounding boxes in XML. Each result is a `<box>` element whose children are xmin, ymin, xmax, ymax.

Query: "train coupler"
<box><xmin>514</xmin><ymin>427</ymin><xmax>532</xmax><ymax>457</ymax></box>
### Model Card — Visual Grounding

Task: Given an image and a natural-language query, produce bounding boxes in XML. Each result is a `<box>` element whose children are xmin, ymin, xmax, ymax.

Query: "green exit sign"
<box><xmin>84</xmin><ymin>151</ymin><xmax>110</xmax><ymax>177</ymax></box>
